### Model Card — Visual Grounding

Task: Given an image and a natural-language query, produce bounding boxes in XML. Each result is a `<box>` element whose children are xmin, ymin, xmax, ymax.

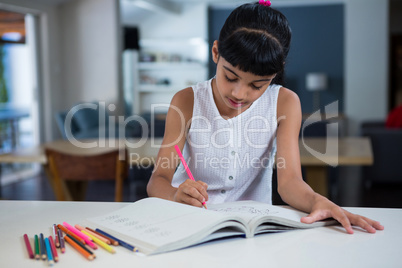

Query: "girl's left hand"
<box><xmin>300</xmin><ymin>198</ymin><xmax>384</xmax><ymax>234</ymax></box>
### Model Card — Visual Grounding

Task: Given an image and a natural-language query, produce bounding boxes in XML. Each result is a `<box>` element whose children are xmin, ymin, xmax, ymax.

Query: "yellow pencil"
<box><xmin>81</xmin><ymin>230</ymin><xmax>116</xmax><ymax>254</ymax></box>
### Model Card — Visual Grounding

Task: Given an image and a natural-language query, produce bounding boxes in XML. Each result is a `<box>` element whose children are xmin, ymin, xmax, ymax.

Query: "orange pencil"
<box><xmin>64</xmin><ymin>236</ymin><xmax>94</xmax><ymax>261</ymax></box>
<box><xmin>48</xmin><ymin>236</ymin><xmax>59</xmax><ymax>262</ymax></box>
<box><xmin>57</xmin><ymin>224</ymin><xmax>85</xmax><ymax>245</ymax></box>
<box><xmin>86</xmin><ymin>227</ymin><xmax>118</xmax><ymax>246</ymax></box>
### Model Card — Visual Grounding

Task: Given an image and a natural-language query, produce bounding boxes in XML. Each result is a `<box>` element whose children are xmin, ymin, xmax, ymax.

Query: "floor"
<box><xmin>1</xmin><ymin>165</ymin><xmax>402</xmax><ymax>208</ymax></box>
<box><xmin>0</xmin><ymin>165</ymin><xmax>152</xmax><ymax>202</ymax></box>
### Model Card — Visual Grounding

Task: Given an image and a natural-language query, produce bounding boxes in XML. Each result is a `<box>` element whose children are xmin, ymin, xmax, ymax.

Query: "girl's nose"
<box><xmin>231</xmin><ymin>85</ymin><xmax>246</xmax><ymax>101</ymax></box>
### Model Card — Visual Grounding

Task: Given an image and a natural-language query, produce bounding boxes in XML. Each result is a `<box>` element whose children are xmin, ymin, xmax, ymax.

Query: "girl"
<box><xmin>147</xmin><ymin>1</ymin><xmax>383</xmax><ymax>234</ymax></box>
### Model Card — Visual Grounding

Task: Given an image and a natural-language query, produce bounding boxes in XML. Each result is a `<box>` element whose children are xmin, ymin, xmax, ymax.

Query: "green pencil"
<box><xmin>34</xmin><ymin>235</ymin><xmax>40</xmax><ymax>260</ymax></box>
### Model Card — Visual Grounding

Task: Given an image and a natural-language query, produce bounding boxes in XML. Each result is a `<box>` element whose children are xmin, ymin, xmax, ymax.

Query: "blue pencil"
<box><xmin>44</xmin><ymin>238</ymin><xmax>54</xmax><ymax>266</ymax></box>
<box><xmin>39</xmin><ymin>233</ymin><xmax>46</xmax><ymax>260</ymax></box>
<box><xmin>95</xmin><ymin>228</ymin><xmax>139</xmax><ymax>252</ymax></box>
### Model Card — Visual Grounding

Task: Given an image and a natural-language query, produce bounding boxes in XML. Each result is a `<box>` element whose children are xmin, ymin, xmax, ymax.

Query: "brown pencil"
<box><xmin>53</xmin><ymin>224</ymin><xmax>60</xmax><ymax>248</ymax></box>
<box><xmin>86</xmin><ymin>227</ymin><xmax>118</xmax><ymax>246</ymax></box>
<box><xmin>83</xmin><ymin>227</ymin><xmax>111</xmax><ymax>245</ymax></box>
<box><xmin>64</xmin><ymin>236</ymin><xmax>94</xmax><ymax>261</ymax></box>
<box><xmin>58</xmin><ymin>229</ymin><xmax>65</xmax><ymax>253</ymax></box>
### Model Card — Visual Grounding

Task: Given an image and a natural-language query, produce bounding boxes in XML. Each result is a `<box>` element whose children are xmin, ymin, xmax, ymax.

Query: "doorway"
<box><xmin>0</xmin><ymin>9</ymin><xmax>41</xmax><ymax>186</ymax></box>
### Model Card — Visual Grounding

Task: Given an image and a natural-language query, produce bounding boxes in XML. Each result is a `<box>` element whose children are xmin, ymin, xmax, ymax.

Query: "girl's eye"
<box><xmin>251</xmin><ymin>84</ymin><xmax>262</xmax><ymax>90</ymax></box>
<box><xmin>225</xmin><ymin>75</ymin><xmax>237</xmax><ymax>82</ymax></box>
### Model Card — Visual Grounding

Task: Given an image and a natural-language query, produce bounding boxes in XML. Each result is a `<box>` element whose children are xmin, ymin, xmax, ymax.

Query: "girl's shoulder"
<box><xmin>277</xmin><ymin>86</ymin><xmax>299</xmax><ymax>103</ymax></box>
<box><xmin>170</xmin><ymin>87</ymin><xmax>195</xmax><ymax>125</ymax></box>
<box><xmin>277</xmin><ymin>86</ymin><xmax>301</xmax><ymax>120</ymax></box>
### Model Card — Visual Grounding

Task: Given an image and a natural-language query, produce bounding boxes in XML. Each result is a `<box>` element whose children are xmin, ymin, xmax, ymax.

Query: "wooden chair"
<box><xmin>45</xmin><ymin>148</ymin><xmax>127</xmax><ymax>202</ymax></box>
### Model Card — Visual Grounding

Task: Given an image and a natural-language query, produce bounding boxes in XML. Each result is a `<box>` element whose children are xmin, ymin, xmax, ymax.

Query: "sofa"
<box><xmin>55</xmin><ymin>103</ymin><xmax>142</xmax><ymax>139</ymax></box>
<box><xmin>55</xmin><ymin>103</ymin><xmax>166</xmax><ymax>139</ymax></box>
<box><xmin>361</xmin><ymin>121</ymin><xmax>402</xmax><ymax>187</ymax></box>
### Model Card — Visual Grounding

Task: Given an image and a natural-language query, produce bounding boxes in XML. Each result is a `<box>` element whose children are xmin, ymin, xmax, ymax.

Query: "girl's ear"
<box><xmin>212</xmin><ymin>40</ymin><xmax>219</xmax><ymax>64</ymax></box>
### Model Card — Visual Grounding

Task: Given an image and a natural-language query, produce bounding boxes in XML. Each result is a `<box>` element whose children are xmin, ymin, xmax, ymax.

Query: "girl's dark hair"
<box><xmin>218</xmin><ymin>2</ymin><xmax>291</xmax><ymax>85</ymax></box>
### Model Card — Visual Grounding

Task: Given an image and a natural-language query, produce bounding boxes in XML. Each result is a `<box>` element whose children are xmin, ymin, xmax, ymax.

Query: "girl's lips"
<box><xmin>227</xmin><ymin>98</ymin><xmax>245</xmax><ymax>108</ymax></box>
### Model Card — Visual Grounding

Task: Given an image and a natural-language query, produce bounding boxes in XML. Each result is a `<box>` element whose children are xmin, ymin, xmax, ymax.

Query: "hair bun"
<box><xmin>259</xmin><ymin>0</ymin><xmax>271</xmax><ymax>7</ymax></box>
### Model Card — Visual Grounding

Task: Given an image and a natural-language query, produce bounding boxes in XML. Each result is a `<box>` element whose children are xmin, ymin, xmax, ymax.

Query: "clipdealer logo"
<box><xmin>301</xmin><ymin>101</ymin><xmax>339</xmax><ymax>167</ymax></box>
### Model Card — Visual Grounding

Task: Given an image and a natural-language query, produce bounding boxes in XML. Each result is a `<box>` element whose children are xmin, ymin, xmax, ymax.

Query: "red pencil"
<box><xmin>49</xmin><ymin>236</ymin><xmax>59</xmax><ymax>262</ymax></box>
<box><xmin>23</xmin><ymin>234</ymin><xmax>34</xmax><ymax>259</ymax></box>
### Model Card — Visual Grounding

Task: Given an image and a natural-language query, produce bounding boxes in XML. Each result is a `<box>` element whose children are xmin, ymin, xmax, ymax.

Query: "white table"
<box><xmin>0</xmin><ymin>200</ymin><xmax>400</xmax><ymax>268</ymax></box>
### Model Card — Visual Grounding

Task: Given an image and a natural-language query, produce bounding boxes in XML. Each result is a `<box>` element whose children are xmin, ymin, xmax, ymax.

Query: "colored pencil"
<box><xmin>44</xmin><ymin>238</ymin><xmax>54</xmax><ymax>266</ymax></box>
<box><xmin>76</xmin><ymin>224</ymin><xmax>108</xmax><ymax>244</ymax></box>
<box><xmin>64</xmin><ymin>235</ymin><xmax>94</xmax><ymax>261</ymax></box>
<box><xmin>63</xmin><ymin>222</ymin><xmax>98</xmax><ymax>250</ymax></box>
<box><xmin>49</xmin><ymin>236</ymin><xmax>59</xmax><ymax>262</ymax></box>
<box><xmin>58</xmin><ymin>229</ymin><xmax>65</xmax><ymax>253</ymax></box>
<box><xmin>39</xmin><ymin>233</ymin><xmax>46</xmax><ymax>260</ymax></box>
<box><xmin>34</xmin><ymin>234</ymin><xmax>40</xmax><ymax>260</ymax></box>
<box><xmin>174</xmin><ymin>144</ymin><xmax>207</xmax><ymax>209</ymax></box>
<box><xmin>53</xmin><ymin>224</ymin><xmax>60</xmax><ymax>248</ymax></box>
<box><xmin>57</xmin><ymin>224</ymin><xmax>85</xmax><ymax>245</ymax></box>
<box><xmin>65</xmin><ymin>234</ymin><xmax>95</xmax><ymax>257</ymax></box>
<box><xmin>83</xmin><ymin>227</ymin><xmax>111</xmax><ymax>245</ymax></box>
<box><xmin>82</xmin><ymin>230</ymin><xmax>116</xmax><ymax>254</ymax></box>
<box><xmin>87</xmin><ymin>227</ymin><xmax>117</xmax><ymax>246</ymax></box>
<box><xmin>95</xmin><ymin>228</ymin><xmax>139</xmax><ymax>252</ymax></box>
<box><xmin>23</xmin><ymin>234</ymin><xmax>34</xmax><ymax>259</ymax></box>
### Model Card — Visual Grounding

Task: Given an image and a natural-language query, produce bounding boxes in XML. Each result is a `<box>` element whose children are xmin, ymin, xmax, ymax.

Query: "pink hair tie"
<box><xmin>259</xmin><ymin>0</ymin><xmax>271</xmax><ymax>7</ymax></box>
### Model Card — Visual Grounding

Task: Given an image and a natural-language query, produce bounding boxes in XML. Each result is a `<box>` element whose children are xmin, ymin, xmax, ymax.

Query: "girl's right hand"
<box><xmin>173</xmin><ymin>179</ymin><xmax>208</xmax><ymax>207</ymax></box>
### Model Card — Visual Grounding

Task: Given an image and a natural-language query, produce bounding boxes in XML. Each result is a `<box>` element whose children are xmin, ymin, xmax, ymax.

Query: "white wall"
<box><xmin>60</xmin><ymin>0</ymin><xmax>120</xmax><ymax>108</ymax></box>
<box><xmin>345</xmin><ymin>0</ymin><xmax>389</xmax><ymax>135</ymax></box>
<box><xmin>121</xmin><ymin>2</ymin><xmax>207</xmax><ymax>39</ymax></box>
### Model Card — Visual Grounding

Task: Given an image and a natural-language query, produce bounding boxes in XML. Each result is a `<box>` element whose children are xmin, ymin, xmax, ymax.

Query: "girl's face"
<box><xmin>211</xmin><ymin>41</ymin><xmax>276</xmax><ymax>118</ymax></box>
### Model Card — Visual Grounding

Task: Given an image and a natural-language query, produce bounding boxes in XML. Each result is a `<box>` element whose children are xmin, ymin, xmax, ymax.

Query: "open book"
<box><xmin>85</xmin><ymin>197</ymin><xmax>337</xmax><ymax>255</ymax></box>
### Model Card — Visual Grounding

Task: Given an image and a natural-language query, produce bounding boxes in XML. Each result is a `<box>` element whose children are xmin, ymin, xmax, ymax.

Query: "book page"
<box><xmin>209</xmin><ymin>201</ymin><xmax>337</xmax><ymax>229</ymax></box>
<box><xmin>208</xmin><ymin>201</ymin><xmax>337</xmax><ymax>234</ymax></box>
<box><xmin>85</xmin><ymin>198</ymin><xmax>246</xmax><ymax>254</ymax></box>
<box><xmin>208</xmin><ymin>201</ymin><xmax>282</xmax><ymax>225</ymax></box>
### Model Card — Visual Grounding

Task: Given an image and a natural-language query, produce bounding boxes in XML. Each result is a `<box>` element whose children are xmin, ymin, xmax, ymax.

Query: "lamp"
<box><xmin>306</xmin><ymin>72</ymin><xmax>328</xmax><ymax>111</ymax></box>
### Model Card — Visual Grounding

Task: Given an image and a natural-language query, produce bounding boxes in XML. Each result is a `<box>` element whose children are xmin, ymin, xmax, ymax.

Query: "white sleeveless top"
<box><xmin>171</xmin><ymin>78</ymin><xmax>281</xmax><ymax>204</ymax></box>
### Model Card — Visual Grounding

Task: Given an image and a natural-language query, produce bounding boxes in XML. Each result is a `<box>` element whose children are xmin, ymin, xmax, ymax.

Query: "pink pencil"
<box><xmin>62</xmin><ymin>222</ymin><xmax>98</xmax><ymax>250</ymax></box>
<box><xmin>174</xmin><ymin>145</ymin><xmax>207</xmax><ymax>209</ymax></box>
